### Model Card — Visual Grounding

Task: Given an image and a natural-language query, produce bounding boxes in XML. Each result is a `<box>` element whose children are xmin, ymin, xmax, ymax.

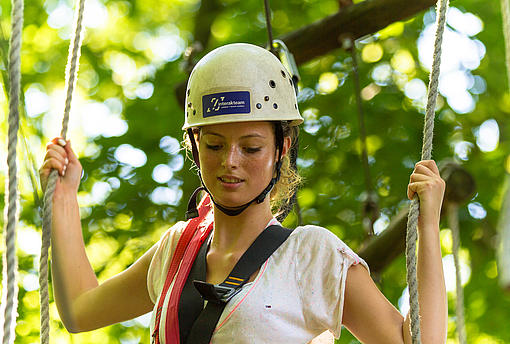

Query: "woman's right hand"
<box><xmin>39</xmin><ymin>138</ymin><xmax>82</xmax><ymax>196</ymax></box>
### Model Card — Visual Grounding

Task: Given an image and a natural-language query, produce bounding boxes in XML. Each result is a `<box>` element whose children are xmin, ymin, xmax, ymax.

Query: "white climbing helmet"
<box><xmin>182</xmin><ymin>43</ymin><xmax>303</xmax><ymax>130</ymax></box>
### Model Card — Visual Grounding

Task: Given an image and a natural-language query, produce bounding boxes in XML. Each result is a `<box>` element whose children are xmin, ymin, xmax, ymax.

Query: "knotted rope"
<box><xmin>1</xmin><ymin>0</ymin><xmax>23</xmax><ymax>343</ymax></box>
<box><xmin>405</xmin><ymin>0</ymin><xmax>449</xmax><ymax>342</ymax></box>
<box><xmin>40</xmin><ymin>0</ymin><xmax>86</xmax><ymax>342</ymax></box>
<box><xmin>447</xmin><ymin>204</ymin><xmax>466</xmax><ymax>344</ymax></box>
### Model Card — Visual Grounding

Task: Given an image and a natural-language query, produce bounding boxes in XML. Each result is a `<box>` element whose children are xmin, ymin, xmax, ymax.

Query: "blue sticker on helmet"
<box><xmin>203</xmin><ymin>91</ymin><xmax>251</xmax><ymax>117</ymax></box>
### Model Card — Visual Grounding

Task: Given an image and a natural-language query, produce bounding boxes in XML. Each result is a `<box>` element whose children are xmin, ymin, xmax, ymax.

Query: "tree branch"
<box><xmin>280</xmin><ymin>0</ymin><xmax>437</xmax><ymax>65</ymax></box>
<box><xmin>175</xmin><ymin>0</ymin><xmax>437</xmax><ymax>105</ymax></box>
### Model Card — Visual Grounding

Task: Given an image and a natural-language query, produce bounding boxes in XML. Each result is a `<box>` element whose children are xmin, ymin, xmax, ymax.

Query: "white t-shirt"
<box><xmin>147</xmin><ymin>221</ymin><xmax>369</xmax><ymax>344</ymax></box>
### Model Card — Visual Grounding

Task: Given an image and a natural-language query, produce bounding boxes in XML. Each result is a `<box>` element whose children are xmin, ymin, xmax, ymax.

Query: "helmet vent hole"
<box><xmin>256</xmin><ymin>103</ymin><xmax>262</xmax><ymax>109</ymax></box>
<box><xmin>188</xmin><ymin>103</ymin><xmax>192</xmax><ymax>108</ymax></box>
<box><xmin>294</xmin><ymin>104</ymin><xmax>297</xmax><ymax>109</ymax></box>
<box><xmin>281</xmin><ymin>70</ymin><xmax>286</xmax><ymax>78</ymax></box>
<box><xmin>269</xmin><ymin>80</ymin><xmax>276</xmax><ymax>88</ymax></box>
<box><xmin>273</xmin><ymin>103</ymin><xmax>278</xmax><ymax>109</ymax></box>
<box><xmin>264</xmin><ymin>96</ymin><xmax>270</xmax><ymax>101</ymax></box>
<box><xmin>187</xmin><ymin>89</ymin><xmax>190</xmax><ymax>96</ymax></box>
<box><xmin>193</xmin><ymin>109</ymin><xmax>196</xmax><ymax>115</ymax></box>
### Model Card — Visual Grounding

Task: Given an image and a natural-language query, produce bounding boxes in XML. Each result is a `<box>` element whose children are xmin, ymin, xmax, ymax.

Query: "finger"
<box><xmin>44</xmin><ymin>149</ymin><xmax>66</xmax><ymax>167</ymax></box>
<box><xmin>40</xmin><ymin>157</ymin><xmax>66</xmax><ymax>176</ymax></box>
<box><xmin>407</xmin><ymin>181</ymin><xmax>425</xmax><ymax>200</ymax></box>
<box><xmin>46</xmin><ymin>142</ymin><xmax>67</xmax><ymax>158</ymax></box>
<box><xmin>63</xmin><ymin>140</ymin><xmax>79</xmax><ymax>163</ymax></box>
<box><xmin>49</xmin><ymin>137</ymin><xmax>66</xmax><ymax>147</ymax></box>
<box><xmin>409</xmin><ymin>173</ymin><xmax>431</xmax><ymax>183</ymax></box>
<box><xmin>423</xmin><ymin>159</ymin><xmax>440</xmax><ymax>174</ymax></box>
<box><xmin>407</xmin><ymin>183</ymin><xmax>417</xmax><ymax>200</ymax></box>
<box><xmin>414</xmin><ymin>163</ymin><xmax>435</xmax><ymax>176</ymax></box>
<box><xmin>416</xmin><ymin>160</ymin><xmax>440</xmax><ymax>175</ymax></box>
<box><xmin>45</xmin><ymin>147</ymin><xmax>68</xmax><ymax>170</ymax></box>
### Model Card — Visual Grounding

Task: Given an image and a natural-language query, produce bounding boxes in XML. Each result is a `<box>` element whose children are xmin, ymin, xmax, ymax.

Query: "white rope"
<box><xmin>40</xmin><ymin>0</ymin><xmax>86</xmax><ymax>342</ymax></box>
<box><xmin>499</xmin><ymin>175</ymin><xmax>510</xmax><ymax>288</ymax></box>
<box><xmin>447</xmin><ymin>204</ymin><xmax>466</xmax><ymax>344</ymax></box>
<box><xmin>405</xmin><ymin>0</ymin><xmax>449</xmax><ymax>342</ymax></box>
<box><xmin>0</xmin><ymin>0</ymin><xmax>23</xmax><ymax>343</ymax></box>
<box><xmin>499</xmin><ymin>0</ymin><xmax>510</xmax><ymax>291</ymax></box>
<box><xmin>501</xmin><ymin>0</ymin><xmax>510</xmax><ymax>90</ymax></box>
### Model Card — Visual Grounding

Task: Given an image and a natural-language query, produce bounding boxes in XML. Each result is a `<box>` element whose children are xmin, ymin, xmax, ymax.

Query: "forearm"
<box><xmin>403</xmin><ymin>220</ymin><xmax>447</xmax><ymax>344</ymax></box>
<box><xmin>51</xmin><ymin>192</ymin><xmax>98</xmax><ymax>330</ymax></box>
<box><xmin>416</xmin><ymin>221</ymin><xmax>447</xmax><ymax>343</ymax></box>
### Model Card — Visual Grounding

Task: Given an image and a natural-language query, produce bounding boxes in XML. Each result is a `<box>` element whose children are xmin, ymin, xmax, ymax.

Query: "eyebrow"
<box><xmin>202</xmin><ymin>131</ymin><xmax>266</xmax><ymax>139</ymax></box>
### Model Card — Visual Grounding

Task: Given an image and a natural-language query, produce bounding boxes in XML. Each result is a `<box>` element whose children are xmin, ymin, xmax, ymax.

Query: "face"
<box><xmin>197</xmin><ymin>121</ymin><xmax>285</xmax><ymax>208</ymax></box>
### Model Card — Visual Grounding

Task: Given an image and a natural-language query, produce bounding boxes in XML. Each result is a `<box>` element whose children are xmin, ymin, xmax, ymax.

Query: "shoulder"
<box><xmin>156</xmin><ymin>220</ymin><xmax>188</xmax><ymax>252</ymax></box>
<box><xmin>290</xmin><ymin>224</ymin><xmax>368</xmax><ymax>269</ymax></box>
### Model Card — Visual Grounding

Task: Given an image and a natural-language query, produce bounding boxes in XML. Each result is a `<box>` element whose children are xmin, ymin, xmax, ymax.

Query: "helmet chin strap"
<box><xmin>185</xmin><ymin>124</ymin><xmax>284</xmax><ymax>220</ymax></box>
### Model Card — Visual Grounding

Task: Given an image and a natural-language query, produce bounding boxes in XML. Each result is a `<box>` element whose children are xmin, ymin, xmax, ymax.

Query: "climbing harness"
<box><xmin>152</xmin><ymin>195</ymin><xmax>293</xmax><ymax>344</ymax></box>
<box><xmin>152</xmin><ymin>195</ymin><xmax>214</xmax><ymax>344</ymax></box>
<box><xmin>184</xmin><ymin>224</ymin><xmax>292</xmax><ymax>344</ymax></box>
<box><xmin>405</xmin><ymin>0</ymin><xmax>449</xmax><ymax>342</ymax></box>
<box><xmin>39</xmin><ymin>0</ymin><xmax>86</xmax><ymax>343</ymax></box>
<box><xmin>1</xmin><ymin>0</ymin><xmax>23</xmax><ymax>343</ymax></box>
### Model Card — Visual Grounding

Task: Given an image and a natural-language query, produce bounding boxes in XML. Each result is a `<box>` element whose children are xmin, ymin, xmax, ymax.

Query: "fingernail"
<box><xmin>58</xmin><ymin>138</ymin><xmax>66</xmax><ymax>146</ymax></box>
<box><xmin>65</xmin><ymin>158</ymin><xmax>69</xmax><ymax>165</ymax></box>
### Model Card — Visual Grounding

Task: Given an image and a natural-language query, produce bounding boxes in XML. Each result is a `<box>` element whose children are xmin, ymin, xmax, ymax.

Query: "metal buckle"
<box><xmin>214</xmin><ymin>284</ymin><xmax>243</xmax><ymax>303</ymax></box>
<box><xmin>193</xmin><ymin>280</ymin><xmax>243</xmax><ymax>304</ymax></box>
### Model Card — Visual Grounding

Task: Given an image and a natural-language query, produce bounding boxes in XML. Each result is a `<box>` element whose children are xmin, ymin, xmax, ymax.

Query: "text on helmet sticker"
<box><xmin>202</xmin><ymin>91</ymin><xmax>251</xmax><ymax>117</ymax></box>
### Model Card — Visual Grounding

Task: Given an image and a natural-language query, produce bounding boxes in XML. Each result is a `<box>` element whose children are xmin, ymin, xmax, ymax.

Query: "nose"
<box><xmin>222</xmin><ymin>145</ymin><xmax>240</xmax><ymax>169</ymax></box>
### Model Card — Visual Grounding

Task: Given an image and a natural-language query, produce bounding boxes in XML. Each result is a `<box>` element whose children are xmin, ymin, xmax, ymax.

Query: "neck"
<box><xmin>211</xmin><ymin>199</ymin><xmax>274</xmax><ymax>253</ymax></box>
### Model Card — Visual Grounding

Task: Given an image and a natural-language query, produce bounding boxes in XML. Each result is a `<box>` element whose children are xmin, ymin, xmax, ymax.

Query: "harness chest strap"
<box><xmin>152</xmin><ymin>195</ymin><xmax>213</xmax><ymax>344</ymax></box>
<box><xmin>184</xmin><ymin>224</ymin><xmax>293</xmax><ymax>344</ymax></box>
<box><xmin>165</xmin><ymin>220</ymin><xmax>213</xmax><ymax>342</ymax></box>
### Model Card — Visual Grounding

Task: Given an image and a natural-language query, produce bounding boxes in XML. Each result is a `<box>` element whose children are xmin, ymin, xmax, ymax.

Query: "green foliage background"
<box><xmin>1</xmin><ymin>0</ymin><xmax>509</xmax><ymax>343</ymax></box>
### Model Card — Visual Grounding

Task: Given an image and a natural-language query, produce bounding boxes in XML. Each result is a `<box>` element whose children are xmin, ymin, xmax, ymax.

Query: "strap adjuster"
<box><xmin>193</xmin><ymin>280</ymin><xmax>243</xmax><ymax>304</ymax></box>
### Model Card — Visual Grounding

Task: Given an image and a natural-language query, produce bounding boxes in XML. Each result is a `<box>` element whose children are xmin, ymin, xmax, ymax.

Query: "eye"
<box><xmin>206</xmin><ymin>144</ymin><xmax>222</xmax><ymax>151</ymax></box>
<box><xmin>245</xmin><ymin>147</ymin><xmax>262</xmax><ymax>153</ymax></box>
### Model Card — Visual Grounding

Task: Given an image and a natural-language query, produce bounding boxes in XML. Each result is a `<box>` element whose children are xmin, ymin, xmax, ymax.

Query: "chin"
<box><xmin>212</xmin><ymin>193</ymin><xmax>252</xmax><ymax>208</ymax></box>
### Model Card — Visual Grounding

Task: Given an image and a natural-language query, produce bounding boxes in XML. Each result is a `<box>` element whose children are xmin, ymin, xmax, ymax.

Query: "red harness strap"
<box><xmin>152</xmin><ymin>195</ymin><xmax>213</xmax><ymax>344</ymax></box>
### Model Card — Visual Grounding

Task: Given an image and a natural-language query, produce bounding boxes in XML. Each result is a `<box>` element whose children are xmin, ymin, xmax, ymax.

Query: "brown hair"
<box><xmin>182</xmin><ymin>121</ymin><xmax>302</xmax><ymax>216</ymax></box>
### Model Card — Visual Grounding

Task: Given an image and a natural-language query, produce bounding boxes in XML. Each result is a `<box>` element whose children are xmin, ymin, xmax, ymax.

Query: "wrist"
<box><xmin>53</xmin><ymin>190</ymin><xmax>79</xmax><ymax>204</ymax></box>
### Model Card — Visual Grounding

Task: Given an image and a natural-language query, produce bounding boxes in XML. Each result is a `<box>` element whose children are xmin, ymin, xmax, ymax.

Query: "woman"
<box><xmin>40</xmin><ymin>43</ymin><xmax>447</xmax><ymax>343</ymax></box>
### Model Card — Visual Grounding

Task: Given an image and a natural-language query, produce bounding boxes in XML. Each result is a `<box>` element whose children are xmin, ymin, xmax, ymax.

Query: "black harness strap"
<box><xmin>178</xmin><ymin>231</ymin><xmax>212</xmax><ymax>342</ymax></box>
<box><xmin>181</xmin><ymin>225</ymin><xmax>293</xmax><ymax>344</ymax></box>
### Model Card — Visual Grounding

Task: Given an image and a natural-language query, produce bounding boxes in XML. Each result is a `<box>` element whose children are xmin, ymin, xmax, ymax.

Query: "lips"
<box><xmin>218</xmin><ymin>175</ymin><xmax>244</xmax><ymax>184</ymax></box>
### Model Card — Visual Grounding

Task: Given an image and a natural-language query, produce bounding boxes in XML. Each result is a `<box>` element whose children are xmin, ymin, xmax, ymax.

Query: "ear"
<box><xmin>281</xmin><ymin>136</ymin><xmax>292</xmax><ymax>158</ymax></box>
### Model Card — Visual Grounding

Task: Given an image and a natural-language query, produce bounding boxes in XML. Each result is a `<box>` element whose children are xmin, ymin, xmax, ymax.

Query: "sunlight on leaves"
<box><xmin>361</xmin><ymin>43</ymin><xmax>384</xmax><ymax>63</ymax></box>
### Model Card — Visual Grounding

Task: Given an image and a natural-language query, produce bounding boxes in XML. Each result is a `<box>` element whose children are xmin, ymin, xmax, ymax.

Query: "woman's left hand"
<box><xmin>407</xmin><ymin>160</ymin><xmax>446</xmax><ymax>226</ymax></box>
